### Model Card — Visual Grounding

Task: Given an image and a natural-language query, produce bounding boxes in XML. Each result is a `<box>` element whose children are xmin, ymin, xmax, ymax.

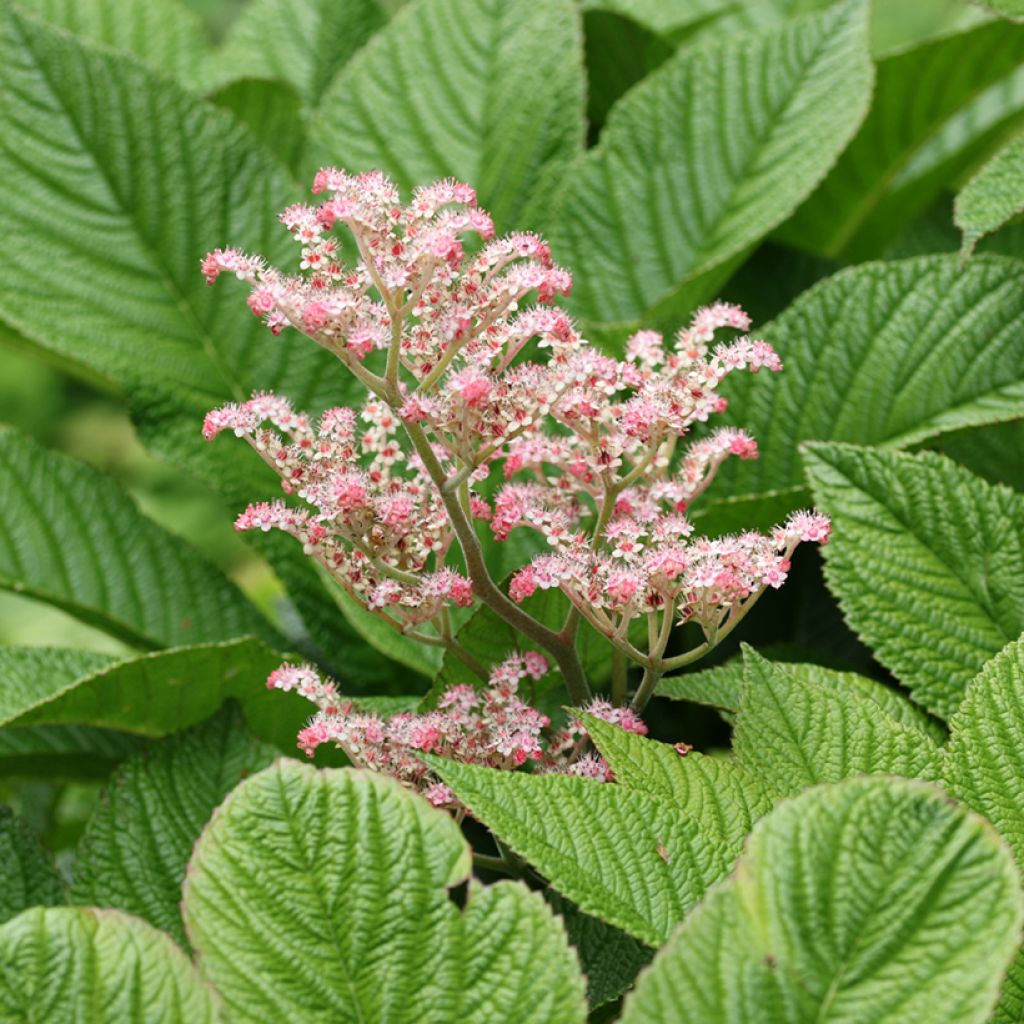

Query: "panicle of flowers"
<box><xmin>268</xmin><ymin>653</ymin><xmax>650</xmax><ymax>808</ymax></box>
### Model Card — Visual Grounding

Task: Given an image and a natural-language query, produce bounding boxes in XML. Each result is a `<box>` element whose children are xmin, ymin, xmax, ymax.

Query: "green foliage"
<box><xmin>619</xmin><ymin>777</ymin><xmax>1023</xmax><ymax>1023</ymax></box>
<box><xmin>429</xmin><ymin>757</ymin><xmax>732</xmax><ymax>945</ymax></box>
<box><xmin>0</xmin><ymin>808</ymin><xmax>64</xmax><ymax>924</ymax></box>
<box><xmin>956</xmin><ymin>131</ymin><xmax>1024</xmax><ymax>256</ymax></box>
<box><xmin>804</xmin><ymin>443</ymin><xmax>1024</xmax><ymax>718</ymax></box>
<box><xmin>183</xmin><ymin>761</ymin><xmax>587</xmax><ymax>1023</ymax></box>
<box><xmin>549</xmin><ymin>0</ymin><xmax>873</xmax><ymax>328</ymax></box>
<box><xmin>0</xmin><ymin>906</ymin><xmax>218</xmax><ymax>1023</ymax></box>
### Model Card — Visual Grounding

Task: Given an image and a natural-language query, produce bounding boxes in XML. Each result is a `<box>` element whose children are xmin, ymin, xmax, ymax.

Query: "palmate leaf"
<box><xmin>804</xmin><ymin>443</ymin><xmax>1024</xmax><ymax>718</ymax></box>
<box><xmin>945</xmin><ymin>637</ymin><xmax>1024</xmax><ymax>1023</ymax></box>
<box><xmin>0</xmin><ymin>808</ymin><xmax>64</xmax><ymax>925</ymax></box>
<box><xmin>310</xmin><ymin>0</ymin><xmax>585</xmax><ymax>231</ymax></box>
<box><xmin>71</xmin><ymin>705</ymin><xmax>275</xmax><ymax>950</ymax></box>
<box><xmin>619</xmin><ymin>777</ymin><xmax>1023</xmax><ymax>1024</ymax></box>
<box><xmin>19</xmin><ymin>0</ymin><xmax>211</xmax><ymax>81</ymax></box>
<box><xmin>548</xmin><ymin>0</ymin><xmax>873</xmax><ymax>329</ymax></box>
<box><xmin>777</xmin><ymin>20</ymin><xmax>1024</xmax><ymax>260</ymax></box>
<box><xmin>429</xmin><ymin>758</ymin><xmax>732</xmax><ymax>945</ymax></box>
<box><xmin>733</xmin><ymin>649</ymin><xmax>942</xmax><ymax>797</ymax></box>
<box><xmin>205</xmin><ymin>0</ymin><xmax>386</xmax><ymax>109</ymax></box>
<box><xmin>582</xmin><ymin>714</ymin><xmax>775</xmax><ymax>849</ymax></box>
<box><xmin>0</xmin><ymin>907</ymin><xmax>218</xmax><ymax>1023</ymax></box>
<box><xmin>955</xmin><ymin>131</ymin><xmax>1024</xmax><ymax>257</ymax></box>
<box><xmin>712</xmin><ymin>255</ymin><xmax>1024</xmax><ymax>508</ymax></box>
<box><xmin>0</xmin><ymin>429</ymin><xmax>279</xmax><ymax>650</ymax></box>
<box><xmin>183</xmin><ymin>762</ymin><xmax>587</xmax><ymax>1024</ymax></box>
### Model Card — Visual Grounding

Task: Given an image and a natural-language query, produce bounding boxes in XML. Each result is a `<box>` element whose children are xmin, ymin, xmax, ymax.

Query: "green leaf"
<box><xmin>549</xmin><ymin>0</ymin><xmax>873</xmax><ymax>329</ymax></box>
<box><xmin>0</xmin><ymin>428</ymin><xmax>279</xmax><ymax>650</ymax></box>
<box><xmin>579</xmin><ymin>0</ymin><xmax>733</xmax><ymax>37</ymax></box>
<box><xmin>956</xmin><ymin>131</ymin><xmax>1024</xmax><ymax>257</ymax></box>
<box><xmin>207</xmin><ymin>0</ymin><xmax>385</xmax><ymax>108</ymax></box>
<box><xmin>619</xmin><ymin>777</ymin><xmax>1023</xmax><ymax>1024</ymax></box>
<box><xmin>945</xmin><ymin>636</ymin><xmax>1024</xmax><ymax>1024</ymax></box>
<box><xmin>0</xmin><ymin>906</ymin><xmax>218</xmax><ymax>1023</ymax></box>
<box><xmin>941</xmin><ymin>419</ymin><xmax>1024</xmax><ymax>491</ymax></box>
<box><xmin>0</xmin><ymin>808</ymin><xmax>64</xmax><ymax>924</ymax></box>
<box><xmin>310</xmin><ymin>0</ymin><xmax>586</xmax><ymax>230</ymax></box>
<box><xmin>0</xmin><ymin>725</ymin><xmax>145</xmax><ymax>778</ymax></box>
<box><xmin>657</xmin><ymin>660</ymin><xmax>745</xmax><ymax>716</ymax></box>
<box><xmin>583</xmin><ymin>714</ymin><xmax>774</xmax><ymax>849</ymax></box>
<box><xmin>982</xmin><ymin>1</ymin><xmax>1024</xmax><ymax>21</ymax></box>
<box><xmin>803</xmin><ymin>443</ymin><xmax>1024</xmax><ymax>718</ymax></box>
<box><xmin>777</xmin><ymin>21</ymin><xmax>1024</xmax><ymax>260</ymax></box>
<box><xmin>428</xmin><ymin>758</ymin><xmax>732</xmax><ymax>945</ymax></box>
<box><xmin>20</xmin><ymin>0</ymin><xmax>211</xmax><ymax>81</ymax></box>
<box><xmin>0</xmin><ymin>638</ymin><xmax>309</xmax><ymax>752</ymax></box>
<box><xmin>71</xmin><ymin>704</ymin><xmax>275</xmax><ymax>950</ymax></box>
<box><xmin>733</xmin><ymin>649</ymin><xmax>941</xmax><ymax>797</ymax></box>
<box><xmin>713</xmin><ymin>255</ymin><xmax>1024</xmax><ymax>506</ymax></box>
<box><xmin>208</xmin><ymin>78</ymin><xmax>307</xmax><ymax>173</ymax></box>
<box><xmin>183</xmin><ymin>761</ymin><xmax>587</xmax><ymax>1023</ymax></box>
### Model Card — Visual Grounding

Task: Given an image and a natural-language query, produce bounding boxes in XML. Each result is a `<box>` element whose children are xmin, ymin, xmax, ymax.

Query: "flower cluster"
<box><xmin>268</xmin><ymin>654</ymin><xmax>647</xmax><ymax>807</ymax></box>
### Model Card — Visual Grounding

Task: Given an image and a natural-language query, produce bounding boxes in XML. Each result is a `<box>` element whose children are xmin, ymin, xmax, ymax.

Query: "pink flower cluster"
<box><xmin>268</xmin><ymin>653</ymin><xmax>648</xmax><ymax>807</ymax></box>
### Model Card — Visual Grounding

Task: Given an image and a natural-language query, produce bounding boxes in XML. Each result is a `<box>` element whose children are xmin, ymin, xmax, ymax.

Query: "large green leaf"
<box><xmin>0</xmin><ymin>808</ymin><xmax>64</xmax><ymax>925</ymax></box>
<box><xmin>583</xmin><ymin>714</ymin><xmax>775</xmax><ymax>849</ymax></box>
<box><xmin>0</xmin><ymin>906</ymin><xmax>218</xmax><ymax>1023</ymax></box>
<box><xmin>429</xmin><ymin>758</ymin><xmax>732</xmax><ymax>945</ymax></box>
<box><xmin>207</xmin><ymin>0</ymin><xmax>385</xmax><ymax>108</ymax></box>
<box><xmin>310</xmin><ymin>0</ymin><xmax>585</xmax><ymax>231</ymax></box>
<box><xmin>733</xmin><ymin>649</ymin><xmax>941</xmax><ymax>797</ymax></box>
<box><xmin>0</xmin><ymin>429</ymin><xmax>278</xmax><ymax>650</ymax></box>
<box><xmin>183</xmin><ymin>762</ymin><xmax>586</xmax><ymax>1023</ymax></box>
<box><xmin>20</xmin><ymin>0</ymin><xmax>211</xmax><ymax>80</ymax></box>
<box><xmin>804</xmin><ymin>443</ymin><xmax>1024</xmax><ymax>718</ymax></box>
<box><xmin>713</xmin><ymin>255</ymin><xmax>1024</xmax><ymax>505</ymax></box>
<box><xmin>579</xmin><ymin>0</ymin><xmax>733</xmax><ymax>37</ymax></box>
<box><xmin>0</xmin><ymin>724</ymin><xmax>145</xmax><ymax>778</ymax></box>
<box><xmin>548</xmin><ymin>0</ymin><xmax>872</xmax><ymax>329</ymax></box>
<box><xmin>71</xmin><ymin>705</ymin><xmax>275</xmax><ymax>949</ymax></box>
<box><xmin>945</xmin><ymin>637</ymin><xmax>1024</xmax><ymax>1023</ymax></box>
<box><xmin>208</xmin><ymin>78</ymin><xmax>307</xmax><ymax>173</ymax></box>
<box><xmin>777</xmin><ymin>21</ymin><xmax>1024</xmax><ymax>260</ymax></box>
<box><xmin>983</xmin><ymin>1</ymin><xmax>1024</xmax><ymax>21</ymax></box>
<box><xmin>619</xmin><ymin>777</ymin><xmax>1023</xmax><ymax>1024</ymax></box>
<box><xmin>955</xmin><ymin>131</ymin><xmax>1024</xmax><ymax>257</ymax></box>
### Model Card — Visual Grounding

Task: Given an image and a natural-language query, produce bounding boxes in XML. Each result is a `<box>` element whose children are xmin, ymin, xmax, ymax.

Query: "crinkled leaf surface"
<box><xmin>0</xmin><ymin>429</ymin><xmax>279</xmax><ymax>649</ymax></box>
<box><xmin>310</xmin><ymin>0</ymin><xmax>585</xmax><ymax>230</ymax></box>
<box><xmin>0</xmin><ymin>906</ymin><xmax>218</xmax><ymax>1023</ymax></box>
<box><xmin>733</xmin><ymin>649</ymin><xmax>941</xmax><ymax>797</ymax></box>
<box><xmin>71</xmin><ymin>705</ymin><xmax>275</xmax><ymax>949</ymax></box>
<box><xmin>956</xmin><ymin>132</ymin><xmax>1024</xmax><ymax>257</ymax></box>
<box><xmin>429</xmin><ymin>758</ymin><xmax>732</xmax><ymax>945</ymax></box>
<box><xmin>620</xmin><ymin>777</ymin><xmax>1023</xmax><ymax>1024</ymax></box>
<box><xmin>777</xmin><ymin>21</ymin><xmax>1024</xmax><ymax>259</ymax></box>
<box><xmin>0</xmin><ymin>808</ymin><xmax>64</xmax><ymax>924</ymax></box>
<box><xmin>946</xmin><ymin>636</ymin><xmax>1024</xmax><ymax>1023</ymax></box>
<box><xmin>583</xmin><ymin>714</ymin><xmax>774</xmax><ymax>849</ymax></box>
<box><xmin>804</xmin><ymin>443</ymin><xmax>1024</xmax><ymax>717</ymax></box>
<box><xmin>206</xmin><ymin>0</ymin><xmax>385</xmax><ymax>108</ymax></box>
<box><xmin>714</xmin><ymin>255</ymin><xmax>1024</xmax><ymax>505</ymax></box>
<box><xmin>549</xmin><ymin>0</ymin><xmax>872</xmax><ymax>328</ymax></box>
<box><xmin>183</xmin><ymin>762</ymin><xmax>586</xmax><ymax>1023</ymax></box>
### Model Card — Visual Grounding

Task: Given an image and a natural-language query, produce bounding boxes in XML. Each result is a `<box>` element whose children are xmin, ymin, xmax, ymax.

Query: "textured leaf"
<box><xmin>0</xmin><ymin>724</ymin><xmax>145</xmax><ymax>777</ymax></box>
<box><xmin>733</xmin><ymin>649</ymin><xmax>942</xmax><ymax>797</ymax></box>
<box><xmin>0</xmin><ymin>808</ymin><xmax>64</xmax><ymax>924</ymax></box>
<box><xmin>209</xmin><ymin>78</ymin><xmax>307</xmax><ymax>172</ymax></box>
<box><xmin>579</xmin><ymin>0</ymin><xmax>732</xmax><ymax>37</ymax></box>
<box><xmin>208</xmin><ymin>0</ymin><xmax>385</xmax><ymax>107</ymax></box>
<box><xmin>956</xmin><ymin>131</ymin><xmax>1024</xmax><ymax>257</ymax></box>
<box><xmin>777</xmin><ymin>21</ymin><xmax>1024</xmax><ymax>259</ymax></box>
<box><xmin>71</xmin><ymin>705</ymin><xmax>274</xmax><ymax>949</ymax></box>
<box><xmin>583</xmin><ymin>715</ymin><xmax>774</xmax><ymax>849</ymax></box>
<box><xmin>0</xmin><ymin>639</ymin><xmax>310</xmax><ymax>752</ymax></box>
<box><xmin>0</xmin><ymin>906</ymin><xmax>218</xmax><ymax>1023</ymax></box>
<box><xmin>183</xmin><ymin>762</ymin><xmax>586</xmax><ymax>1023</ymax></box>
<box><xmin>429</xmin><ymin>758</ymin><xmax>732</xmax><ymax>945</ymax></box>
<box><xmin>620</xmin><ymin>777</ymin><xmax>1023</xmax><ymax>1024</ymax></box>
<box><xmin>549</xmin><ymin>0</ymin><xmax>872</xmax><ymax>328</ymax></box>
<box><xmin>945</xmin><ymin>637</ymin><xmax>1024</xmax><ymax>1023</ymax></box>
<box><xmin>310</xmin><ymin>0</ymin><xmax>585</xmax><ymax>231</ymax></box>
<box><xmin>0</xmin><ymin>428</ymin><xmax>279</xmax><ymax>650</ymax></box>
<box><xmin>714</xmin><ymin>255</ymin><xmax>1024</xmax><ymax>505</ymax></box>
<box><xmin>804</xmin><ymin>443</ymin><xmax>1024</xmax><ymax>717</ymax></box>
<box><xmin>21</xmin><ymin>0</ymin><xmax>211</xmax><ymax>80</ymax></box>
<box><xmin>983</xmin><ymin>1</ymin><xmax>1024</xmax><ymax>21</ymax></box>
<box><xmin>657</xmin><ymin>660</ymin><xmax>745</xmax><ymax>715</ymax></box>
